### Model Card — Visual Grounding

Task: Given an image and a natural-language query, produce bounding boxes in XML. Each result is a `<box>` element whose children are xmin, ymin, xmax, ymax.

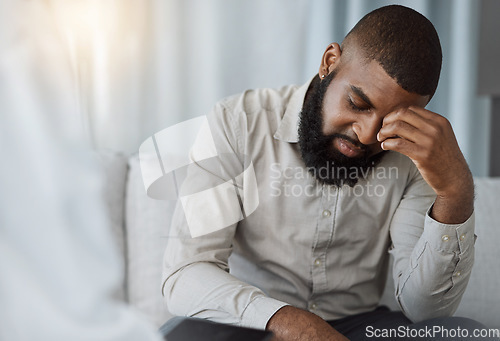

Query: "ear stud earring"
<box><xmin>321</xmin><ymin>74</ymin><xmax>325</xmax><ymax>79</ymax></box>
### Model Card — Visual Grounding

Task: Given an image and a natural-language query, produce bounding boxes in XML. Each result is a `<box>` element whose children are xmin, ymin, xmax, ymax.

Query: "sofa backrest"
<box><xmin>99</xmin><ymin>151</ymin><xmax>175</xmax><ymax>327</ymax></box>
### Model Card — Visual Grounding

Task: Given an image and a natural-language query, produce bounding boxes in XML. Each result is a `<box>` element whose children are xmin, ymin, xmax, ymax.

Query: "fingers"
<box><xmin>377</xmin><ymin>108</ymin><xmax>433</xmax><ymax>147</ymax></box>
<box><xmin>380</xmin><ymin>136</ymin><xmax>419</xmax><ymax>160</ymax></box>
<box><xmin>381</xmin><ymin>106</ymin><xmax>430</xmax><ymax>131</ymax></box>
<box><xmin>377</xmin><ymin>106</ymin><xmax>448</xmax><ymax>161</ymax></box>
<box><xmin>382</xmin><ymin>106</ymin><xmax>451</xmax><ymax>135</ymax></box>
<box><xmin>380</xmin><ymin>134</ymin><xmax>437</xmax><ymax>166</ymax></box>
<box><xmin>377</xmin><ymin>119</ymin><xmax>423</xmax><ymax>144</ymax></box>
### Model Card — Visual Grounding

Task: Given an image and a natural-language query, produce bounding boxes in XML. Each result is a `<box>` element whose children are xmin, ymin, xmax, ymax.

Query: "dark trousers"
<box><xmin>160</xmin><ymin>306</ymin><xmax>500</xmax><ymax>341</ymax></box>
<box><xmin>328</xmin><ymin>306</ymin><xmax>499</xmax><ymax>340</ymax></box>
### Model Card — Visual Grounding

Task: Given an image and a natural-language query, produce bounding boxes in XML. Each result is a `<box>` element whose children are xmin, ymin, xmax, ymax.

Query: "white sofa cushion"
<box><xmin>96</xmin><ymin>150</ymin><xmax>128</xmax><ymax>302</ymax></box>
<box><xmin>454</xmin><ymin>178</ymin><xmax>500</xmax><ymax>328</ymax></box>
<box><xmin>125</xmin><ymin>155</ymin><xmax>175</xmax><ymax>327</ymax></box>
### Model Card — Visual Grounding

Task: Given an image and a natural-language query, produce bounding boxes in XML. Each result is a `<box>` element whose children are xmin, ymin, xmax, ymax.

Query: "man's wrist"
<box><xmin>431</xmin><ymin>190</ymin><xmax>474</xmax><ymax>225</ymax></box>
<box><xmin>428</xmin><ymin>168</ymin><xmax>474</xmax><ymax>224</ymax></box>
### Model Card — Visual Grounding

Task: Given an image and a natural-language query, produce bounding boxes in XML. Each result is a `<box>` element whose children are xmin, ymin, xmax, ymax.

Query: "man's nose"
<box><xmin>352</xmin><ymin>116</ymin><xmax>383</xmax><ymax>146</ymax></box>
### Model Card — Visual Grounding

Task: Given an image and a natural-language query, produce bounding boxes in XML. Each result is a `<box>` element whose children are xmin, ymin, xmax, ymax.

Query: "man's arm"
<box><xmin>164</xmin><ymin>232</ymin><xmax>349</xmax><ymax>340</ymax></box>
<box><xmin>378</xmin><ymin>106</ymin><xmax>475</xmax><ymax>321</ymax></box>
<box><xmin>378</xmin><ymin>106</ymin><xmax>474</xmax><ymax>224</ymax></box>
<box><xmin>266</xmin><ymin>306</ymin><xmax>349</xmax><ymax>341</ymax></box>
<box><xmin>162</xmin><ymin>102</ymin><xmax>349</xmax><ymax>339</ymax></box>
<box><xmin>162</xmin><ymin>104</ymin><xmax>289</xmax><ymax>328</ymax></box>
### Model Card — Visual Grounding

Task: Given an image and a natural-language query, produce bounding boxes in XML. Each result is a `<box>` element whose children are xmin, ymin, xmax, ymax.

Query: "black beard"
<box><xmin>298</xmin><ymin>73</ymin><xmax>385</xmax><ymax>187</ymax></box>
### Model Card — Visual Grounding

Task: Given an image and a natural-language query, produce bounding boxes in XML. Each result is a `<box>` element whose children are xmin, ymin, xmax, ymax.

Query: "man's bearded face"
<box><xmin>298</xmin><ymin>72</ymin><xmax>384</xmax><ymax>187</ymax></box>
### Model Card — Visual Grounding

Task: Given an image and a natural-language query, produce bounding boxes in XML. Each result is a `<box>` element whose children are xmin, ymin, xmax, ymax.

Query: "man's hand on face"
<box><xmin>377</xmin><ymin>106</ymin><xmax>474</xmax><ymax>224</ymax></box>
<box><xmin>266</xmin><ymin>306</ymin><xmax>350</xmax><ymax>341</ymax></box>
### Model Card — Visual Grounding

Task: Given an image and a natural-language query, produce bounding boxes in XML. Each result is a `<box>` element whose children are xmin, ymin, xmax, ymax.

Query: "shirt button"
<box><xmin>442</xmin><ymin>235</ymin><xmax>450</xmax><ymax>242</ymax></box>
<box><xmin>460</xmin><ymin>234</ymin><xmax>466</xmax><ymax>241</ymax></box>
<box><xmin>314</xmin><ymin>258</ymin><xmax>321</xmax><ymax>267</ymax></box>
<box><xmin>322</xmin><ymin>210</ymin><xmax>331</xmax><ymax>217</ymax></box>
<box><xmin>454</xmin><ymin>271</ymin><xmax>462</xmax><ymax>277</ymax></box>
<box><xmin>310</xmin><ymin>302</ymin><xmax>317</xmax><ymax>310</ymax></box>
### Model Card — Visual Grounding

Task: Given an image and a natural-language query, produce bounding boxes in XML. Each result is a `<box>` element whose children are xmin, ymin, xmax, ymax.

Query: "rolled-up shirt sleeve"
<box><xmin>161</xmin><ymin>102</ymin><xmax>288</xmax><ymax>329</ymax></box>
<box><xmin>389</xmin><ymin>166</ymin><xmax>475</xmax><ymax>322</ymax></box>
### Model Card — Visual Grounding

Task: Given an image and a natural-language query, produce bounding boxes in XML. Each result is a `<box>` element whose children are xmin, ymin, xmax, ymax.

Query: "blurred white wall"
<box><xmin>0</xmin><ymin>1</ymin><xmax>162</xmax><ymax>339</ymax></box>
<box><xmin>48</xmin><ymin>0</ymin><xmax>490</xmax><ymax>176</ymax></box>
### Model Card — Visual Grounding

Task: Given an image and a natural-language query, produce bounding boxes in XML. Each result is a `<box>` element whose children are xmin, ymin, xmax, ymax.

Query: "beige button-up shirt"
<box><xmin>161</xmin><ymin>78</ymin><xmax>475</xmax><ymax>330</ymax></box>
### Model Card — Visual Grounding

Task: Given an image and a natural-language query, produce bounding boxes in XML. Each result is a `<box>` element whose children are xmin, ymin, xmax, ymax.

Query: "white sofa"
<box><xmin>97</xmin><ymin>151</ymin><xmax>500</xmax><ymax>329</ymax></box>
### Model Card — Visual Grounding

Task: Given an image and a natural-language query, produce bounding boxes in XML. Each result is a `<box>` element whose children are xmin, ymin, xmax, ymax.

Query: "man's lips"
<box><xmin>333</xmin><ymin>137</ymin><xmax>365</xmax><ymax>158</ymax></box>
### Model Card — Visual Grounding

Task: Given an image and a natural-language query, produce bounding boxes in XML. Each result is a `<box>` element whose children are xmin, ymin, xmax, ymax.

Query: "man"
<box><xmin>161</xmin><ymin>5</ymin><xmax>484</xmax><ymax>340</ymax></box>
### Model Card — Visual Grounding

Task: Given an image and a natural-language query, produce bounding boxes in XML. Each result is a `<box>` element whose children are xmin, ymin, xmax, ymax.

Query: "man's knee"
<box><xmin>158</xmin><ymin>316</ymin><xmax>189</xmax><ymax>336</ymax></box>
<box><xmin>411</xmin><ymin>316</ymin><xmax>499</xmax><ymax>341</ymax></box>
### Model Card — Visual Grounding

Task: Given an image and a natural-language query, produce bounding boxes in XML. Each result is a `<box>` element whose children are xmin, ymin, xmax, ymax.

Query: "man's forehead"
<box><xmin>337</xmin><ymin>58</ymin><xmax>400</xmax><ymax>93</ymax></box>
<box><xmin>335</xmin><ymin>58</ymin><xmax>429</xmax><ymax>109</ymax></box>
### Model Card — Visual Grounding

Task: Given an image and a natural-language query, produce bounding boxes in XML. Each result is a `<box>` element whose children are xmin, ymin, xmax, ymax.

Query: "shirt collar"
<box><xmin>273</xmin><ymin>76</ymin><xmax>315</xmax><ymax>143</ymax></box>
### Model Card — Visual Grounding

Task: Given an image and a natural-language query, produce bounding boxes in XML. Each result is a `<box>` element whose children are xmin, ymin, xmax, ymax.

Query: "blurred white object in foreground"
<box><xmin>0</xmin><ymin>1</ymin><xmax>162</xmax><ymax>340</ymax></box>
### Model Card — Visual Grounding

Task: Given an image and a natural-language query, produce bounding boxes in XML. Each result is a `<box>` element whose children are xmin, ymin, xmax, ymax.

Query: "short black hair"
<box><xmin>341</xmin><ymin>5</ymin><xmax>442</xmax><ymax>98</ymax></box>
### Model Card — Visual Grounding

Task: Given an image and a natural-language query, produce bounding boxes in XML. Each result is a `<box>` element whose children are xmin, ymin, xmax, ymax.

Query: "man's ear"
<box><xmin>319</xmin><ymin>43</ymin><xmax>342</xmax><ymax>79</ymax></box>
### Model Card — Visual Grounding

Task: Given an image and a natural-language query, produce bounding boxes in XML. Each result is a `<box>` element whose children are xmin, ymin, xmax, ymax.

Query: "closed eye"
<box><xmin>347</xmin><ymin>97</ymin><xmax>370</xmax><ymax>112</ymax></box>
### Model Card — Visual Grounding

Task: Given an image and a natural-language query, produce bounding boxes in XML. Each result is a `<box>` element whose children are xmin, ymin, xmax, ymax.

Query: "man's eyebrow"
<box><xmin>350</xmin><ymin>85</ymin><xmax>375</xmax><ymax>109</ymax></box>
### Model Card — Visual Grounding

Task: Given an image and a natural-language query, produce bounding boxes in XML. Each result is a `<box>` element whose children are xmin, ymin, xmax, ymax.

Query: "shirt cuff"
<box><xmin>422</xmin><ymin>207</ymin><xmax>476</xmax><ymax>254</ymax></box>
<box><xmin>240</xmin><ymin>295</ymin><xmax>289</xmax><ymax>330</ymax></box>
